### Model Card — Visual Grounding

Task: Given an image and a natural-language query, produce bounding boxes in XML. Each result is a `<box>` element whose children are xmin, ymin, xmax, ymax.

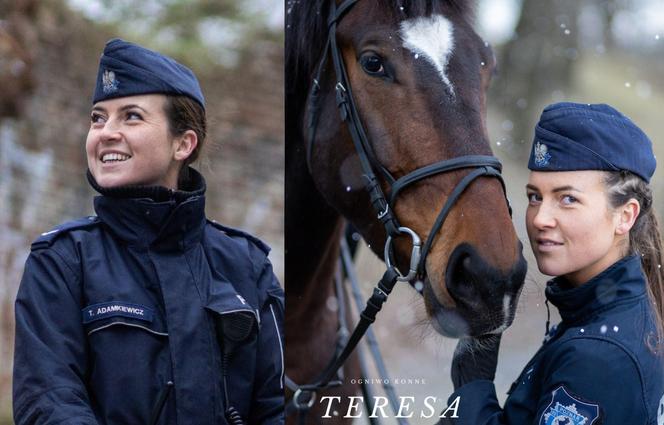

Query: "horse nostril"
<box><xmin>446</xmin><ymin>252</ymin><xmax>478</xmax><ymax>303</ymax></box>
<box><xmin>445</xmin><ymin>244</ymin><xmax>508</xmax><ymax>310</ymax></box>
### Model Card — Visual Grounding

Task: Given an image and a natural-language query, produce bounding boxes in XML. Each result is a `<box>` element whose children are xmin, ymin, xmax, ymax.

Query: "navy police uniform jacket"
<box><xmin>13</xmin><ymin>170</ymin><xmax>285</xmax><ymax>424</ymax></box>
<box><xmin>449</xmin><ymin>255</ymin><xmax>664</xmax><ymax>425</ymax></box>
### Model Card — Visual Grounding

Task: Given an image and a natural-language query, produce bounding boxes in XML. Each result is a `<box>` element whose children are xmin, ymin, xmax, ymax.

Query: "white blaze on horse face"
<box><xmin>399</xmin><ymin>14</ymin><xmax>455</xmax><ymax>94</ymax></box>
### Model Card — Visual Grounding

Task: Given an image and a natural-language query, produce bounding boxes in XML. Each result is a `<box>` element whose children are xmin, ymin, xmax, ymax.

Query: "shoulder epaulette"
<box><xmin>207</xmin><ymin>219</ymin><xmax>271</xmax><ymax>255</ymax></box>
<box><xmin>31</xmin><ymin>216</ymin><xmax>101</xmax><ymax>251</ymax></box>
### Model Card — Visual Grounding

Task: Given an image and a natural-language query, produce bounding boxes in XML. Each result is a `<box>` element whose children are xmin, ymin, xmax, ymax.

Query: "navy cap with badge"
<box><xmin>527</xmin><ymin>102</ymin><xmax>656</xmax><ymax>183</ymax></box>
<box><xmin>92</xmin><ymin>38</ymin><xmax>205</xmax><ymax>109</ymax></box>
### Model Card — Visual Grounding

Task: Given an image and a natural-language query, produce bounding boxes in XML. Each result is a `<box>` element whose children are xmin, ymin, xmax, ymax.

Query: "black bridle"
<box><xmin>289</xmin><ymin>0</ymin><xmax>511</xmax><ymax>420</ymax></box>
<box><xmin>306</xmin><ymin>0</ymin><xmax>510</xmax><ymax>285</ymax></box>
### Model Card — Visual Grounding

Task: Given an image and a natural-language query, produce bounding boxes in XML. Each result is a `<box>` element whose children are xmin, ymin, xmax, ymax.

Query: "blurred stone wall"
<box><xmin>0</xmin><ymin>1</ymin><xmax>283</xmax><ymax>421</ymax></box>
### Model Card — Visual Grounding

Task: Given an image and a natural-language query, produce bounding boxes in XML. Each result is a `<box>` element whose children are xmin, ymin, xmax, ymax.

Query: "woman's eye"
<box><xmin>527</xmin><ymin>193</ymin><xmax>541</xmax><ymax>204</ymax></box>
<box><xmin>360</xmin><ymin>54</ymin><xmax>385</xmax><ymax>76</ymax></box>
<box><xmin>126</xmin><ymin>111</ymin><xmax>143</xmax><ymax>120</ymax></box>
<box><xmin>90</xmin><ymin>113</ymin><xmax>105</xmax><ymax>124</ymax></box>
<box><xmin>561</xmin><ymin>195</ymin><xmax>577</xmax><ymax>205</ymax></box>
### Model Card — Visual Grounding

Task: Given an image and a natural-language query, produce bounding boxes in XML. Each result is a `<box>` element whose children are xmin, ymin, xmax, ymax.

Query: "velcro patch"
<box><xmin>82</xmin><ymin>302</ymin><xmax>154</xmax><ymax>324</ymax></box>
<box><xmin>540</xmin><ymin>386</ymin><xmax>600</xmax><ymax>425</ymax></box>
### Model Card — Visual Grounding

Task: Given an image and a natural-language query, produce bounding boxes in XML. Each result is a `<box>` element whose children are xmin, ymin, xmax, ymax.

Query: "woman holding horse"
<box><xmin>446</xmin><ymin>102</ymin><xmax>664</xmax><ymax>424</ymax></box>
<box><xmin>13</xmin><ymin>39</ymin><xmax>284</xmax><ymax>424</ymax></box>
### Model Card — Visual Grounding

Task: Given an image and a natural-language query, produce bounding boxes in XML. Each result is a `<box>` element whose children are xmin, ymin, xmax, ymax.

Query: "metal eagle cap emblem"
<box><xmin>534</xmin><ymin>141</ymin><xmax>551</xmax><ymax>167</ymax></box>
<box><xmin>102</xmin><ymin>69</ymin><xmax>119</xmax><ymax>94</ymax></box>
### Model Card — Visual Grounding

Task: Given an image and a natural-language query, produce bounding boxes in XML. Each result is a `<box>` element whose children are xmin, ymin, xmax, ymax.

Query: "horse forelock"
<box><xmin>390</xmin><ymin>0</ymin><xmax>474</xmax><ymax>20</ymax></box>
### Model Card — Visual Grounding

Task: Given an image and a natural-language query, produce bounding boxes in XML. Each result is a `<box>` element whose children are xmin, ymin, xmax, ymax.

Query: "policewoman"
<box><xmin>445</xmin><ymin>103</ymin><xmax>664</xmax><ymax>424</ymax></box>
<box><xmin>13</xmin><ymin>39</ymin><xmax>284</xmax><ymax>424</ymax></box>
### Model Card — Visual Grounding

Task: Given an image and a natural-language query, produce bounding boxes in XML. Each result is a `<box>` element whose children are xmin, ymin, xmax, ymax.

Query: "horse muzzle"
<box><xmin>424</xmin><ymin>242</ymin><xmax>527</xmax><ymax>338</ymax></box>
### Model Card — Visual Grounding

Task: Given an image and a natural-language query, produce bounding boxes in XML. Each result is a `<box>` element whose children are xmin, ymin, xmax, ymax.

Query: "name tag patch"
<box><xmin>82</xmin><ymin>302</ymin><xmax>154</xmax><ymax>324</ymax></box>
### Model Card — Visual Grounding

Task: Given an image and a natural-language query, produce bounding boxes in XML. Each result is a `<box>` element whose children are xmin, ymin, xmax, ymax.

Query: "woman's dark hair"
<box><xmin>604</xmin><ymin>171</ymin><xmax>664</xmax><ymax>349</ymax></box>
<box><xmin>163</xmin><ymin>95</ymin><xmax>207</xmax><ymax>186</ymax></box>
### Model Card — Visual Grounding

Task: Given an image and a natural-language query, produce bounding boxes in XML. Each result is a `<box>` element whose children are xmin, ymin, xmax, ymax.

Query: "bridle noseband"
<box><xmin>306</xmin><ymin>0</ymin><xmax>511</xmax><ymax>286</ymax></box>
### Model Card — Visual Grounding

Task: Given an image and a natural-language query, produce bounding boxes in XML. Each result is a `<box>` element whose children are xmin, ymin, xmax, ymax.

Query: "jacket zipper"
<box><xmin>149</xmin><ymin>380</ymin><xmax>174</xmax><ymax>425</ymax></box>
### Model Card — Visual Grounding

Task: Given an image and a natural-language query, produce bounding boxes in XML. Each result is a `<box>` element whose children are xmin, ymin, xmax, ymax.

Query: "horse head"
<box><xmin>290</xmin><ymin>0</ymin><xmax>527</xmax><ymax>338</ymax></box>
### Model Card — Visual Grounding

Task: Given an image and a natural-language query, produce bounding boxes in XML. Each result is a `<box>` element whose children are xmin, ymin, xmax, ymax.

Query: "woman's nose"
<box><xmin>98</xmin><ymin>119</ymin><xmax>121</xmax><ymax>143</ymax></box>
<box><xmin>531</xmin><ymin>203</ymin><xmax>556</xmax><ymax>229</ymax></box>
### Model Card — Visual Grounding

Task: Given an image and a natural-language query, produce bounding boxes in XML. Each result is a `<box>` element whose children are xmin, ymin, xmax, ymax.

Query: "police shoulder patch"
<box><xmin>31</xmin><ymin>216</ymin><xmax>100</xmax><ymax>251</ymax></box>
<box><xmin>540</xmin><ymin>386</ymin><xmax>600</xmax><ymax>425</ymax></box>
<box><xmin>207</xmin><ymin>219</ymin><xmax>270</xmax><ymax>255</ymax></box>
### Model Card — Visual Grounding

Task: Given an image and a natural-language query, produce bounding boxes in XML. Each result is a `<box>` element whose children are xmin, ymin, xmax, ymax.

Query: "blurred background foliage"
<box><xmin>67</xmin><ymin>0</ymin><xmax>283</xmax><ymax>70</ymax></box>
<box><xmin>0</xmin><ymin>0</ymin><xmax>282</xmax><ymax>422</ymax></box>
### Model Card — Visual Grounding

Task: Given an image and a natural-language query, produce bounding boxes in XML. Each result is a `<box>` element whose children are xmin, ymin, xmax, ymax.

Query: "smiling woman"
<box><xmin>86</xmin><ymin>95</ymin><xmax>196</xmax><ymax>189</ymax></box>
<box><xmin>12</xmin><ymin>39</ymin><xmax>284</xmax><ymax>425</ymax></box>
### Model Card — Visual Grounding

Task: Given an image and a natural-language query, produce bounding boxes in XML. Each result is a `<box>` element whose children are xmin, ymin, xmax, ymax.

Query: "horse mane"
<box><xmin>285</xmin><ymin>0</ymin><xmax>474</xmax><ymax>132</ymax></box>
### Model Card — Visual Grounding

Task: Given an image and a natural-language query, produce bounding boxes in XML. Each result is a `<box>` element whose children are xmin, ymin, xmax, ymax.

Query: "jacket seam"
<box><xmin>45</xmin><ymin>246</ymin><xmax>82</xmax><ymax>302</ymax></box>
<box><xmin>183</xmin><ymin>248</ymin><xmax>222</xmax><ymax>422</ymax></box>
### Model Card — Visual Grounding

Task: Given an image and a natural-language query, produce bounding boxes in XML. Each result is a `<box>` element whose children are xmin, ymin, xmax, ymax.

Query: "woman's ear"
<box><xmin>173</xmin><ymin>130</ymin><xmax>198</xmax><ymax>162</ymax></box>
<box><xmin>615</xmin><ymin>198</ymin><xmax>640</xmax><ymax>235</ymax></box>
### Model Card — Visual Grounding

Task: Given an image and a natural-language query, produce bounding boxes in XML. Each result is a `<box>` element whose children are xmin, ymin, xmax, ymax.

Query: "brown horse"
<box><xmin>286</xmin><ymin>0</ymin><xmax>527</xmax><ymax>422</ymax></box>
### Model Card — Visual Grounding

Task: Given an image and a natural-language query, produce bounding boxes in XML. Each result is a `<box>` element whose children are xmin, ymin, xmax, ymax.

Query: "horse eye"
<box><xmin>360</xmin><ymin>54</ymin><xmax>385</xmax><ymax>76</ymax></box>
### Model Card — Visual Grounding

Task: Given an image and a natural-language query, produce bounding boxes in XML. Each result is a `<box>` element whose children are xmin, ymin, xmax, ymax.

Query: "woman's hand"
<box><xmin>450</xmin><ymin>334</ymin><xmax>502</xmax><ymax>390</ymax></box>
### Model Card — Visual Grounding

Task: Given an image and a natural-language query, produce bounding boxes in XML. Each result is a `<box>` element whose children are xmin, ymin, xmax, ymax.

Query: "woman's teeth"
<box><xmin>102</xmin><ymin>153</ymin><xmax>130</xmax><ymax>163</ymax></box>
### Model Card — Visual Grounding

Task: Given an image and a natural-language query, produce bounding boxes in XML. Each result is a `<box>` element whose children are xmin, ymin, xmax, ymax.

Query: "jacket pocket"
<box><xmin>82</xmin><ymin>311</ymin><xmax>173</xmax><ymax>424</ymax></box>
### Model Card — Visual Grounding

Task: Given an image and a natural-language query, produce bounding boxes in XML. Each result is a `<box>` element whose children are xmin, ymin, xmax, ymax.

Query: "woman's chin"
<box><xmin>92</xmin><ymin>170</ymin><xmax>146</xmax><ymax>188</ymax></box>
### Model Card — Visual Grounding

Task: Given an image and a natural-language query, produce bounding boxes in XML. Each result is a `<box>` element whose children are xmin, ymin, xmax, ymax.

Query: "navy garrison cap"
<box><xmin>93</xmin><ymin>38</ymin><xmax>205</xmax><ymax>109</ymax></box>
<box><xmin>528</xmin><ymin>102</ymin><xmax>656</xmax><ymax>183</ymax></box>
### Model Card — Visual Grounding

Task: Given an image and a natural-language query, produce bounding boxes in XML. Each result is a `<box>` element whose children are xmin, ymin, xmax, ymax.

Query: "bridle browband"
<box><xmin>288</xmin><ymin>0</ymin><xmax>511</xmax><ymax>420</ymax></box>
<box><xmin>306</xmin><ymin>0</ymin><xmax>511</xmax><ymax>285</ymax></box>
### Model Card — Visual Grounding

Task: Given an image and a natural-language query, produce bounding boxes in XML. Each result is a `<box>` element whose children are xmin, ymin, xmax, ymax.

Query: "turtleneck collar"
<box><xmin>89</xmin><ymin>167</ymin><xmax>207</xmax><ymax>251</ymax></box>
<box><xmin>545</xmin><ymin>255</ymin><xmax>647</xmax><ymax>324</ymax></box>
<box><xmin>86</xmin><ymin>168</ymin><xmax>205</xmax><ymax>202</ymax></box>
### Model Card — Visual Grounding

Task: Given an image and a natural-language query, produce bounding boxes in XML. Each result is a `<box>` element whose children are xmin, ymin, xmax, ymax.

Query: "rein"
<box><xmin>289</xmin><ymin>0</ymin><xmax>511</xmax><ymax>421</ymax></box>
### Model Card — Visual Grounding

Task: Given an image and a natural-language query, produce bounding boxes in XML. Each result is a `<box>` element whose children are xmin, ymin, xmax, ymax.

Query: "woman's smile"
<box><xmin>99</xmin><ymin>151</ymin><xmax>132</xmax><ymax>164</ymax></box>
<box><xmin>535</xmin><ymin>237</ymin><xmax>564</xmax><ymax>252</ymax></box>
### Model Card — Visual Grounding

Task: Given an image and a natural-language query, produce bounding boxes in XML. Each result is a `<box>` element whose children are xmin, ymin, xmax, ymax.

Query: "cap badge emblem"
<box><xmin>534</xmin><ymin>141</ymin><xmax>551</xmax><ymax>167</ymax></box>
<box><xmin>102</xmin><ymin>69</ymin><xmax>119</xmax><ymax>94</ymax></box>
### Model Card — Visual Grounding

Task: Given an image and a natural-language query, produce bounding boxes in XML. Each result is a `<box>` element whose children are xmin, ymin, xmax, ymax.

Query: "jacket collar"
<box><xmin>90</xmin><ymin>167</ymin><xmax>207</xmax><ymax>251</ymax></box>
<box><xmin>545</xmin><ymin>255</ymin><xmax>647</xmax><ymax>324</ymax></box>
